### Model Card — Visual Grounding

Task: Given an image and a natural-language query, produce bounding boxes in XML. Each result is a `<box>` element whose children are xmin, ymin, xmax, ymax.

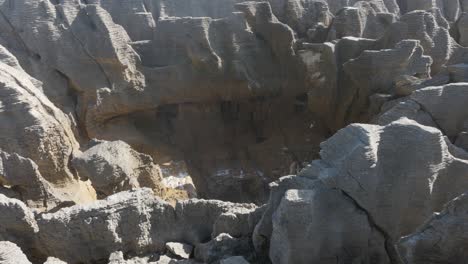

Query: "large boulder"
<box><xmin>312</xmin><ymin>118</ymin><xmax>468</xmax><ymax>239</ymax></box>
<box><xmin>376</xmin><ymin>83</ymin><xmax>468</xmax><ymax>149</ymax></box>
<box><xmin>270</xmin><ymin>187</ymin><xmax>389</xmax><ymax>264</ymax></box>
<box><xmin>0</xmin><ymin>195</ymin><xmax>39</xmax><ymax>259</ymax></box>
<box><xmin>0</xmin><ymin>53</ymin><xmax>94</xmax><ymax>204</ymax></box>
<box><xmin>0</xmin><ymin>150</ymin><xmax>62</xmax><ymax>210</ymax></box>
<box><xmin>255</xmin><ymin>118</ymin><xmax>468</xmax><ymax>263</ymax></box>
<box><xmin>0</xmin><ymin>241</ymin><xmax>32</xmax><ymax>264</ymax></box>
<box><xmin>72</xmin><ymin>140</ymin><xmax>165</xmax><ymax>198</ymax></box>
<box><xmin>398</xmin><ymin>192</ymin><xmax>468</xmax><ymax>264</ymax></box>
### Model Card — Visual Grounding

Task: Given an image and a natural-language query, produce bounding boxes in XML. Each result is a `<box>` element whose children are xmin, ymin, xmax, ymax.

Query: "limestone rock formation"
<box><xmin>72</xmin><ymin>140</ymin><xmax>164</xmax><ymax>198</ymax></box>
<box><xmin>166</xmin><ymin>242</ymin><xmax>193</xmax><ymax>259</ymax></box>
<box><xmin>36</xmin><ymin>188</ymin><xmax>257</xmax><ymax>263</ymax></box>
<box><xmin>0</xmin><ymin>241</ymin><xmax>32</xmax><ymax>264</ymax></box>
<box><xmin>0</xmin><ymin>51</ymin><xmax>95</xmax><ymax>206</ymax></box>
<box><xmin>1</xmin><ymin>0</ymin><xmax>468</xmax><ymax>263</ymax></box>
<box><xmin>0</xmin><ymin>194</ymin><xmax>39</xmax><ymax>259</ymax></box>
<box><xmin>254</xmin><ymin>118</ymin><xmax>468</xmax><ymax>263</ymax></box>
<box><xmin>194</xmin><ymin>233</ymin><xmax>252</xmax><ymax>263</ymax></box>
<box><xmin>270</xmin><ymin>187</ymin><xmax>389</xmax><ymax>264</ymax></box>
<box><xmin>0</xmin><ymin>150</ymin><xmax>62</xmax><ymax>210</ymax></box>
<box><xmin>398</xmin><ymin>192</ymin><xmax>468</xmax><ymax>264</ymax></box>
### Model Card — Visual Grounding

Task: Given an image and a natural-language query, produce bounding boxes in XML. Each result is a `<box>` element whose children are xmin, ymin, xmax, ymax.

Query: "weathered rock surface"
<box><xmin>0</xmin><ymin>53</ymin><xmax>95</xmax><ymax>205</ymax></box>
<box><xmin>0</xmin><ymin>195</ymin><xmax>39</xmax><ymax>259</ymax></box>
<box><xmin>398</xmin><ymin>192</ymin><xmax>468</xmax><ymax>264</ymax></box>
<box><xmin>0</xmin><ymin>150</ymin><xmax>62</xmax><ymax>210</ymax></box>
<box><xmin>1</xmin><ymin>1</ymin><xmax>468</xmax><ymax>263</ymax></box>
<box><xmin>254</xmin><ymin>118</ymin><xmax>468</xmax><ymax>263</ymax></box>
<box><xmin>166</xmin><ymin>242</ymin><xmax>193</xmax><ymax>259</ymax></box>
<box><xmin>220</xmin><ymin>256</ymin><xmax>250</xmax><ymax>264</ymax></box>
<box><xmin>194</xmin><ymin>233</ymin><xmax>252</xmax><ymax>263</ymax></box>
<box><xmin>270</xmin><ymin>187</ymin><xmax>389</xmax><ymax>264</ymax></box>
<box><xmin>0</xmin><ymin>241</ymin><xmax>32</xmax><ymax>264</ymax></box>
<box><xmin>36</xmin><ymin>188</ymin><xmax>257</xmax><ymax>263</ymax></box>
<box><xmin>72</xmin><ymin>140</ymin><xmax>165</xmax><ymax>198</ymax></box>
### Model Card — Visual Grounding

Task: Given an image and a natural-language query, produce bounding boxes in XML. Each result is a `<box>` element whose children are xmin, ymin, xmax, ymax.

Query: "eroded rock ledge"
<box><xmin>2</xmin><ymin>0</ymin><xmax>468</xmax><ymax>263</ymax></box>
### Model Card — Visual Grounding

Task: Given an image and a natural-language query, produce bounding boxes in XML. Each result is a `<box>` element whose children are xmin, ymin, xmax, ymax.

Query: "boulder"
<box><xmin>166</xmin><ymin>242</ymin><xmax>193</xmax><ymax>259</ymax></box>
<box><xmin>0</xmin><ymin>53</ymin><xmax>94</xmax><ymax>204</ymax></box>
<box><xmin>398</xmin><ymin>192</ymin><xmax>468</xmax><ymax>264</ymax></box>
<box><xmin>0</xmin><ymin>150</ymin><xmax>62</xmax><ymax>210</ymax></box>
<box><xmin>72</xmin><ymin>140</ymin><xmax>165</xmax><ymax>198</ymax></box>
<box><xmin>270</xmin><ymin>187</ymin><xmax>389</xmax><ymax>264</ymax></box>
<box><xmin>0</xmin><ymin>195</ymin><xmax>39</xmax><ymax>259</ymax></box>
<box><xmin>36</xmin><ymin>189</ymin><xmax>257</xmax><ymax>263</ymax></box>
<box><xmin>379</xmin><ymin>83</ymin><xmax>468</xmax><ymax>139</ymax></box>
<box><xmin>0</xmin><ymin>241</ymin><xmax>32</xmax><ymax>264</ymax></box>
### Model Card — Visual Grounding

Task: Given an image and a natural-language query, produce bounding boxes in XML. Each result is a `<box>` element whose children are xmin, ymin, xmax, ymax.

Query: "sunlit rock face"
<box><xmin>1</xmin><ymin>0</ymin><xmax>468</xmax><ymax>263</ymax></box>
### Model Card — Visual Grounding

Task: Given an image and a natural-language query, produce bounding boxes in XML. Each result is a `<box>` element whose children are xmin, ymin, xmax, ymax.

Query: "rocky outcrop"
<box><xmin>0</xmin><ymin>150</ymin><xmax>62</xmax><ymax>210</ymax></box>
<box><xmin>72</xmin><ymin>140</ymin><xmax>165</xmax><ymax>198</ymax></box>
<box><xmin>398</xmin><ymin>192</ymin><xmax>468</xmax><ymax>264</ymax></box>
<box><xmin>254</xmin><ymin>118</ymin><xmax>468</xmax><ymax>263</ymax></box>
<box><xmin>36</xmin><ymin>188</ymin><xmax>258</xmax><ymax>263</ymax></box>
<box><xmin>0</xmin><ymin>241</ymin><xmax>32</xmax><ymax>264</ymax></box>
<box><xmin>0</xmin><ymin>195</ymin><xmax>39</xmax><ymax>260</ymax></box>
<box><xmin>0</xmin><ymin>52</ymin><xmax>95</xmax><ymax>205</ymax></box>
<box><xmin>2</xmin><ymin>0</ymin><xmax>468</xmax><ymax>263</ymax></box>
<box><xmin>270</xmin><ymin>187</ymin><xmax>389</xmax><ymax>264</ymax></box>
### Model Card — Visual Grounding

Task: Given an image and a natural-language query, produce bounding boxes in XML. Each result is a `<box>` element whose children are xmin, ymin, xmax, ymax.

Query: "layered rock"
<box><xmin>36</xmin><ymin>188</ymin><xmax>258</xmax><ymax>263</ymax></box>
<box><xmin>0</xmin><ymin>195</ymin><xmax>39</xmax><ymax>259</ymax></box>
<box><xmin>72</xmin><ymin>140</ymin><xmax>165</xmax><ymax>198</ymax></box>
<box><xmin>0</xmin><ymin>150</ymin><xmax>62</xmax><ymax>210</ymax></box>
<box><xmin>254</xmin><ymin>118</ymin><xmax>468</xmax><ymax>263</ymax></box>
<box><xmin>0</xmin><ymin>241</ymin><xmax>32</xmax><ymax>264</ymax></box>
<box><xmin>0</xmin><ymin>46</ymin><xmax>95</xmax><ymax>205</ymax></box>
<box><xmin>398</xmin><ymin>192</ymin><xmax>468</xmax><ymax>264</ymax></box>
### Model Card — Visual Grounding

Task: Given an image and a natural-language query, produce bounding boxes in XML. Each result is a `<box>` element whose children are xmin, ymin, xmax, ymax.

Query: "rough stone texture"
<box><xmin>398</xmin><ymin>192</ymin><xmax>468</xmax><ymax>264</ymax></box>
<box><xmin>270</xmin><ymin>187</ymin><xmax>389</xmax><ymax>264</ymax></box>
<box><xmin>194</xmin><ymin>233</ymin><xmax>252</xmax><ymax>263</ymax></box>
<box><xmin>314</xmin><ymin>118</ymin><xmax>468</xmax><ymax>239</ymax></box>
<box><xmin>0</xmin><ymin>241</ymin><xmax>32</xmax><ymax>264</ymax></box>
<box><xmin>377</xmin><ymin>83</ymin><xmax>468</xmax><ymax>141</ymax></box>
<box><xmin>0</xmin><ymin>195</ymin><xmax>39</xmax><ymax>259</ymax></box>
<box><xmin>36</xmin><ymin>188</ymin><xmax>257</xmax><ymax>263</ymax></box>
<box><xmin>328</xmin><ymin>2</ymin><xmax>396</xmax><ymax>40</ymax></box>
<box><xmin>166</xmin><ymin>242</ymin><xmax>193</xmax><ymax>259</ymax></box>
<box><xmin>1</xmin><ymin>1</ymin><xmax>468</xmax><ymax>263</ymax></box>
<box><xmin>72</xmin><ymin>140</ymin><xmax>164</xmax><ymax>198</ymax></box>
<box><xmin>378</xmin><ymin>9</ymin><xmax>452</xmax><ymax>74</ymax></box>
<box><xmin>44</xmin><ymin>257</ymin><xmax>68</xmax><ymax>264</ymax></box>
<box><xmin>0</xmin><ymin>52</ymin><xmax>95</xmax><ymax>205</ymax></box>
<box><xmin>255</xmin><ymin>118</ymin><xmax>468</xmax><ymax>263</ymax></box>
<box><xmin>220</xmin><ymin>256</ymin><xmax>250</xmax><ymax>264</ymax></box>
<box><xmin>0</xmin><ymin>150</ymin><xmax>62</xmax><ymax>210</ymax></box>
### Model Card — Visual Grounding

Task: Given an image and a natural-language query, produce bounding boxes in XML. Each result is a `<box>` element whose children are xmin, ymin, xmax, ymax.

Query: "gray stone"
<box><xmin>398</xmin><ymin>192</ymin><xmax>468</xmax><ymax>264</ymax></box>
<box><xmin>166</xmin><ymin>242</ymin><xmax>193</xmax><ymax>259</ymax></box>
<box><xmin>0</xmin><ymin>195</ymin><xmax>38</xmax><ymax>259</ymax></box>
<box><xmin>72</xmin><ymin>140</ymin><xmax>164</xmax><ymax>198</ymax></box>
<box><xmin>220</xmin><ymin>256</ymin><xmax>250</xmax><ymax>264</ymax></box>
<box><xmin>270</xmin><ymin>187</ymin><xmax>389</xmax><ymax>264</ymax></box>
<box><xmin>36</xmin><ymin>189</ymin><xmax>257</xmax><ymax>263</ymax></box>
<box><xmin>0</xmin><ymin>241</ymin><xmax>32</xmax><ymax>264</ymax></box>
<box><xmin>194</xmin><ymin>233</ymin><xmax>252</xmax><ymax>263</ymax></box>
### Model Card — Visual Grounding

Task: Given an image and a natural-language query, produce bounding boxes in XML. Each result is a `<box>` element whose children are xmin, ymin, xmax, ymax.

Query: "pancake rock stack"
<box><xmin>1</xmin><ymin>0</ymin><xmax>468</xmax><ymax>263</ymax></box>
